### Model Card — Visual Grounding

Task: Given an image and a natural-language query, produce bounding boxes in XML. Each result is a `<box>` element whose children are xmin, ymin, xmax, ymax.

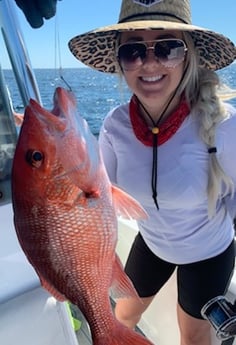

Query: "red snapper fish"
<box><xmin>11</xmin><ymin>87</ymin><xmax>153</xmax><ymax>345</ymax></box>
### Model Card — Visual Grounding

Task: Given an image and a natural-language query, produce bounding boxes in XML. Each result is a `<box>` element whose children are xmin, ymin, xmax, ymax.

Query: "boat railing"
<box><xmin>0</xmin><ymin>0</ymin><xmax>43</xmax><ymax>206</ymax></box>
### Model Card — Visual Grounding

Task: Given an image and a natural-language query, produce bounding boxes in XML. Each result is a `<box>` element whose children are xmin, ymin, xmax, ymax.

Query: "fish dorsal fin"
<box><xmin>111</xmin><ymin>185</ymin><xmax>148</xmax><ymax>220</ymax></box>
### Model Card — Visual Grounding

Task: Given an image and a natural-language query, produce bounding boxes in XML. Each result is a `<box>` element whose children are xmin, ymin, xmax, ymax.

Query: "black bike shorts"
<box><xmin>124</xmin><ymin>232</ymin><xmax>235</xmax><ymax>319</ymax></box>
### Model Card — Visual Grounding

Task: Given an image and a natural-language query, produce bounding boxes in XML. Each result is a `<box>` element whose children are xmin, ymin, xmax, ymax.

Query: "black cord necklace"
<box><xmin>138</xmin><ymin>96</ymin><xmax>175</xmax><ymax>210</ymax></box>
<box><xmin>135</xmin><ymin>66</ymin><xmax>188</xmax><ymax>210</ymax></box>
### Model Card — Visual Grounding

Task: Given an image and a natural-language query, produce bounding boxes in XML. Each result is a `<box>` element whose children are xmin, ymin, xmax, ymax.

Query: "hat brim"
<box><xmin>68</xmin><ymin>20</ymin><xmax>236</xmax><ymax>73</ymax></box>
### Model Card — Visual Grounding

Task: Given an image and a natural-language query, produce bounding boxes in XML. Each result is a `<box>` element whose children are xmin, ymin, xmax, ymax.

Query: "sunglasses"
<box><xmin>117</xmin><ymin>38</ymin><xmax>188</xmax><ymax>70</ymax></box>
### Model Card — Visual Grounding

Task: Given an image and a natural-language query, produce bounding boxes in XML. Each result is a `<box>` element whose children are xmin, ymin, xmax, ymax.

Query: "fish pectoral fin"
<box><xmin>39</xmin><ymin>276</ymin><xmax>66</xmax><ymax>302</ymax></box>
<box><xmin>111</xmin><ymin>185</ymin><xmax>148</xmax><ymax>220</ymax></box>
<box><xmin>110</xmin><ymin>254</ymin><xmax>141</xmax><ymax>301</ymax></box>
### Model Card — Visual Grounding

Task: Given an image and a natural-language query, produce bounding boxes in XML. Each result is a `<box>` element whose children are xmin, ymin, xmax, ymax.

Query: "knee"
<box><xmin>115</xmin><ymin>296</ymin><xmax>154</xmax><ymax>329</ymax></box>
<box><xmin>181</xmin><ymin>332</ymin><xmax>211</xmax><ymax>345</ymax></box>
<box><xmin>177</xmin><ymin>304</ymin><xmax>211</xmax><ymax>345</ymax></box>
<box><xmin>114</xmin><ymin>299</ymin><xmax>143</xmax><ymax>329</ymax></box>
<box><xmin>115</xmin><ymin>298</ymin><xmax>144</xmax><ymax>328</ymax></box>
<box><xmin>180</xmin><ymin>322</ymin><xmax>211</xmax><ymax>345</ymax></box>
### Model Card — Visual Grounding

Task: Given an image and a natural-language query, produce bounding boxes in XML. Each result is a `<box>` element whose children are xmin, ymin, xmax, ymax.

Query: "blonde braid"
<box><xmin>181</xmin><ymin>32</ymin><xmax>234</xmax><ymax>216</ymax></box>
<box><xmin>196</xmin><ymin>69</ymin><xmax>234</xmax><ymax>215</ymax></box>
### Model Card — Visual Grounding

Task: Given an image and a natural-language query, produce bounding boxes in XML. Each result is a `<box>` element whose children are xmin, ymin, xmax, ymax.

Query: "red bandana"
<box><xmin>129</xmin><ymin>95</ymin><xmax>190</xmax><ymax>146</ymax></box>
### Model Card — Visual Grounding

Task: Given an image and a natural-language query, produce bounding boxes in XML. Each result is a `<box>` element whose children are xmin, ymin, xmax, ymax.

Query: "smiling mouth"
<box><xmin>141</xmin><ymin>75</ymin><xmax>164</xmax><ymax>82</ymax></box>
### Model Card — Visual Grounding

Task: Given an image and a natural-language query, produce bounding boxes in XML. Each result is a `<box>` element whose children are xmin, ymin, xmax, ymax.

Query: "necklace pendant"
<box><xmin>152</xmin><ymin>127</ymin><xmax>159</xmax><ymax>134</ymax></box>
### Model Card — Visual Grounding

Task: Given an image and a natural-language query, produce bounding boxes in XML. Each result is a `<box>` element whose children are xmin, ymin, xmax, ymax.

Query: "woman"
<box><xmin>68</xmin><ymin>1</ymin><xmax>236</xmax><ymax>344</ymax></box>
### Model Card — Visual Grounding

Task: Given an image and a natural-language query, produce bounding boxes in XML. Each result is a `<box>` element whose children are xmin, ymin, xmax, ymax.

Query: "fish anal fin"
<box><xmin>110</xmin><ymin>254</ymin><xmax>140</xmax><ymax>301</ymax></box>
<box><xmin>111</xmin><ymin>185</ymin><xmax>148</xmax><ymax>220</ymax></box>
<box><xmin>40</xmin><ymin>276</ymin><xmax>66</xmax><ymax>302</ymax></box>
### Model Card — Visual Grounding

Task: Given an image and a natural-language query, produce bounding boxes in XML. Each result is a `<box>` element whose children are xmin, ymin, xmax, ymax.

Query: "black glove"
<box><xmin>15</xmin><ymin>0</ymin><xmax>58</xmax><ymax>28</ymax></box>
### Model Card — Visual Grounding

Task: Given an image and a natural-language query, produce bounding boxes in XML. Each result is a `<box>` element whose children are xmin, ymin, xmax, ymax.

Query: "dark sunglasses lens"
<box><xmin>118</xmin><ymin>39</ymin><xmax>186</xmax><ymax>70</ymax></box>
<box><xmin>118</xmin><ymin>43</ymin><xmax>146</xmax><ymax>70</ymax></box>
<box><xmin>155</xmin><ymin>40</ymin><xmax>186</xmax><ymax>66</ymax></box>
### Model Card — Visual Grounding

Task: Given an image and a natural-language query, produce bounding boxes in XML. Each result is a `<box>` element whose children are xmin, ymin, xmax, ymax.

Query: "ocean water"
<box><xmin>3</xmin><ymin>64</ymin><xmax>236</xmax><ymax>136</ymax></box>
<box><xmin>3</xmin><ymin>67</ymin><xmax>131</xmax><ymax>136</ymax></box>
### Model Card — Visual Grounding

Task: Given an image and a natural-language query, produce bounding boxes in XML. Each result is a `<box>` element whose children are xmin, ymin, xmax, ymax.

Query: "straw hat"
<box><xmin>68</xmin><ymin>0</ymin><xmax>236</xmax><ymax>73</ymax></box>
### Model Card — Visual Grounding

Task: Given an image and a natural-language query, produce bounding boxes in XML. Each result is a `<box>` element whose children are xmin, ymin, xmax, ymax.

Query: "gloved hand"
<box><xmin>15</xmin><ymin>0</ymin><xmax>59</xmax><ymax>28</ymax></box>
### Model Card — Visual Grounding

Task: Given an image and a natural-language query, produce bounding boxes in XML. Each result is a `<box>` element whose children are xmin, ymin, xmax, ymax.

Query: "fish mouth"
<box><xmin>52</xmin><ymin>87</ymin><xmax>76</xmax><ymax>117</ymax></box>
<box><xmin>28</xmin><ymin>98</ymin><xmax>66</xmax><ymax>132</ymax></box>
<box><xmin>28</xmin><ymin>87</ymin><xmax>76</xmax><ymax>131</ymax></box>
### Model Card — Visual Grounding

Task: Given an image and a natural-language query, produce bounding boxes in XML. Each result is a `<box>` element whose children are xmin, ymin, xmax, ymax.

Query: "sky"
<box><xmin>0</xmin><ymin>0</ymin><xmax>236</xmax><ymax>69</ymax></box>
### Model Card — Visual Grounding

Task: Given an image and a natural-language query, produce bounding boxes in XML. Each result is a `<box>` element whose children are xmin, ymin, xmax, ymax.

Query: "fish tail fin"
<box><xmin>111</xmin><ymin>185</ymin><xmax>148</xmax><ymax>220</ymax></box>
<box><xmin>94</xmin><ymin>321</ymin><xmax>154</xmax><ymax>345</ymax></box>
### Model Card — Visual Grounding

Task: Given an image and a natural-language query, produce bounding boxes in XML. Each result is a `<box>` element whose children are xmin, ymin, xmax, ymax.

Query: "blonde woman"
<box><xmin>69</xmin><ymin>1</ymin><xmax>236</xmax><ymax>344</ymax></box>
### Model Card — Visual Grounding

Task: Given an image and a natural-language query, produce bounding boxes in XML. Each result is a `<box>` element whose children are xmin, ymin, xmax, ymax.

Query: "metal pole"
<box><xmin>0</xmin><ymin>0</ymin><xmax>42</xmax><ymax>106</ymax></box>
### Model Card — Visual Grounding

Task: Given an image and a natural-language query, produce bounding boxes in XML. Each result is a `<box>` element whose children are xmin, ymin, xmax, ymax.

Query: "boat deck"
<box><xmin>70</xmin><ymin>304</ymin><xmax>92</xmax><ymax>345</ymax></box>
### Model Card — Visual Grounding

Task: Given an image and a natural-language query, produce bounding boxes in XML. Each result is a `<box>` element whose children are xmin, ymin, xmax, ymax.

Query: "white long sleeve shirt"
<box><xmin>99</xmin><ymin>102</ymin><xmax>236</xmax><ymax>264</ymax></box>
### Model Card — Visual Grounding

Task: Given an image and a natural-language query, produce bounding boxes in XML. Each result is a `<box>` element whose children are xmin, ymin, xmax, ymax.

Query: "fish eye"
<box><xmin>26</xmin><ymin>150</ymin><xmax>44</xmax><ymax>168</ymax></box>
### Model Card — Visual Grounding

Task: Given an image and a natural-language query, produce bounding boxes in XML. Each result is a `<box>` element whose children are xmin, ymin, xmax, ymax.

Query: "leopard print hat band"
<box><xmin>68</xmin><ymin>0</ymin><xmax>236</xmax><ymax>73</ymax></box>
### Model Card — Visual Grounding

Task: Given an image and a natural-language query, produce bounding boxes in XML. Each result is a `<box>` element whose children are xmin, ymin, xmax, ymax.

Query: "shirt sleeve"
<box><xmin>216</xmin><ymin>105</ymin><xmax>236</xmax><ymax>186</ymax></box>
<box><xmin>99</xmin><ymin>117</ymin><xmax>117</xmax><ymax>184</ymax></box>
<box><xmin>224</xmin><ymin>192</ymin><xmax>236</xmax><ymax>220</ymax></box>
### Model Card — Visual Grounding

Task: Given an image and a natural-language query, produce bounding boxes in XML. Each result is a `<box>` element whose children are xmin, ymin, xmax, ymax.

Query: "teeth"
<box><xmin>141</xmin><ymin>75</ymin><xmax>163</xmax><ymax>82</ymax></box>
